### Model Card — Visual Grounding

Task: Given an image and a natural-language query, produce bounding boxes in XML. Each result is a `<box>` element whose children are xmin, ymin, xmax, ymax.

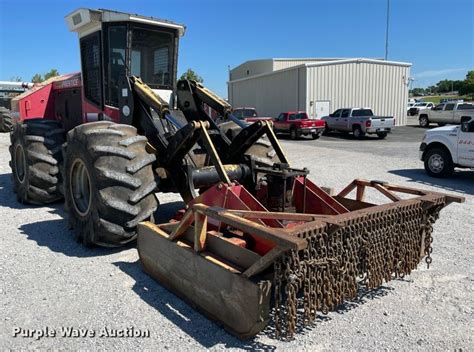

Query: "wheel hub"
<box><xmin>428</xmin><ymin>154</ymin><xmax>444</xmax><ymax>173</ymax></box>
<box><xmin>70</xmin><ymin>158</ymin><xmax>92</xmax><ymax>216</ymax></box>
<box><xmin>14</xmin><ymin>144</ymin><xmax>27</xmax><ymax>183</ymax></box>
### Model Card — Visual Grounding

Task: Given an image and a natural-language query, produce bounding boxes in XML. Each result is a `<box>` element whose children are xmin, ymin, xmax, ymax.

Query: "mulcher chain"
<box><xmin>273</xmin><ymin>200</ymin><xmax>445</xmax><ymax>338</ymax></box>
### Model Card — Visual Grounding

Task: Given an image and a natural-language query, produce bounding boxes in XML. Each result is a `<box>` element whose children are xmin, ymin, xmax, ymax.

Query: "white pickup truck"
<box><xmin>419</xmin><ymin>117</ymin><xmax>474</xmax><ymax>177</ymax></box>
<box><xmin>322</xmin><ymin>108</ymin><xmax>395</xmax><ymax>139</ymax></box>
<box><xmin>418</xmin><ymin>101</ymin><xmax>474</xmax><ymax>128</ymax></box>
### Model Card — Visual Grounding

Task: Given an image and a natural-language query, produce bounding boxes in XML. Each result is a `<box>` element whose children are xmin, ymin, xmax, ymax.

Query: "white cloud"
<box><xmin>413</xmin><ymin>68</ymin><xmax>466</xmax><ymax>79</ymax></box>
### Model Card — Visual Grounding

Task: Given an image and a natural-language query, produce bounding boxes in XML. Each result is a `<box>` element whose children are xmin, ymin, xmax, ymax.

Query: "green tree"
<box><xmin>179</xmin><ymin>68</ymin><xmax>203</xmax><ymax>83</ymax></box>
<box><xmin>459</xmin><ymin>71</ymin><xmax>474</xmax><ymax>96</ymax></box>
<box><xmin>31</xmin><ymin>73</ymin><xmax>43</xmax><ymax>83</ymax></box>
<box><xmin>44</xmin><ymin>68</ymin><xmax>59</xmax><ymax>80</ymax></box>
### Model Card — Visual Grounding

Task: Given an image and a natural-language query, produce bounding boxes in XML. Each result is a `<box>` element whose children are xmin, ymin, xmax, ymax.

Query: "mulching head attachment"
<box><xmin>138</xmin><ymin>178</ymin><xmax>463</xmax><ymax>339</ymax></box>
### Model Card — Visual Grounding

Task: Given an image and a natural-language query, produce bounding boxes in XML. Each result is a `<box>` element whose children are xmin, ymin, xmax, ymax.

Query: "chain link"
<box><xmin>272</xmin><ymin>199</ymin><xmax>446</xmax><ymax>337</ymax></box>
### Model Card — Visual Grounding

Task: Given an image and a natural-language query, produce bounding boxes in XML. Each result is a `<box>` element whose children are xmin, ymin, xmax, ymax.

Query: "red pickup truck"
<box><xmin>273</xmin><ymin>111</ymin><xmax>325</xmax><ymax>139</ymax></box>
<box><xmin>231</xmin><ymin>107</ymin><xmax>273</xmax><ymax>123</ymax></box>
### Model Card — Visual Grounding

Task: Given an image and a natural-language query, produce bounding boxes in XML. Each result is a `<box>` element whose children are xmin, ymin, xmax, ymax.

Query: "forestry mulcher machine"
<box><xmin>9</xmin><ymin>8</ymin><xmax>463</xmax><ymax>339</ymax></box>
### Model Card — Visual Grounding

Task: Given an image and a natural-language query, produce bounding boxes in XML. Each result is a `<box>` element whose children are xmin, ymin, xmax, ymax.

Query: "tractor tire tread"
<box><xmin>64</xmin><ymin>122</ymin><xmax>158</xmax><ymax>246</ymax></box>
<box><xmin>9</xmin><ymin>119</ymin><xmax>65</xmax><ymax>204</ymax></box>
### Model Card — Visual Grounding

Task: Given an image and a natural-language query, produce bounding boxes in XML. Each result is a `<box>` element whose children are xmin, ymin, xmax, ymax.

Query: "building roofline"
<box><xmin>305</xmin><ymin>58</ymin><xmax>412</xmax><ymax>68</ymax></box>
<box><xmin>228</xmin><ymin>58</ymin><xmax>412</xmax><ymax>84</ymax></box>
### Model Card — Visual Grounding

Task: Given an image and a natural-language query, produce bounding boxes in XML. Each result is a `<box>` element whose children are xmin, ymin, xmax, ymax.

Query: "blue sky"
<box><xmin>0</xmin><ymin>0</ymin><xmax>472</xmax><ymax>97</ymax></box>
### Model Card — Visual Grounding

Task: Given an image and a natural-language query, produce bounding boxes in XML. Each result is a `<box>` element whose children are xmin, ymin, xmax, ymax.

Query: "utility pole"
<box><xmin>385</xmin><ymin>0</ymin><xmax>390</xmax><ymax>60</ymax></box>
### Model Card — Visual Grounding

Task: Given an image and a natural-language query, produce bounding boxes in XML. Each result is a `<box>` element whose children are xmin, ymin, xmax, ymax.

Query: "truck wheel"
<box><xmin>0</xmin><ymin>107</ymin><xmax>13</xmax><ymax>132</ymax></box>
<box><xmin>9</xmin><ymin>119</ymin><xmax>65</xmax><ymax>204</ymax></box>
<box><xmin>311</xmin><ymin>132</ymin><xmax>320</xmax><ymax>139</ymax></box>
<box><xmin>424</xmin><ymin>147</ymin><xmax>454</xmax><ymax>178</ymax></box>
<box><xmin>352</xmin><ymin>126</ymin><xmax>364</xmax><ymax>139</ymax></box>
<box><xmin>63</xmin><ymin>122</ymin><xmax>158</xmax><ymax>246</ymax></box>
<box><xmin>419</xmin><ymin>115</ymin><xmax>429</xmax><ymax>128</ymax></box>
<box><xmin>290</xmin><ymin>128</ymin><xmax>299</xmax><ymax>140</ymax></box>
<box><xmin>377</xmin><ymin>132</ymin><xmax>387</xmax><ymax>139</ymax></box>
<box><xmin>323</xmin><ymin>123</ymin><xmax>330</xmax><ymax>135</ymax></box>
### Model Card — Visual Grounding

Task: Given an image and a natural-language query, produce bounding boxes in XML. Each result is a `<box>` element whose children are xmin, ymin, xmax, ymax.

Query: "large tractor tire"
<box><xmin>9</xmin><ymin>119</ymin><xmax>65</xmax><ymax>204</ymax></box>
<box><xmin>0</xmin><ymin>107</ymin><xmax>13</xmax><ymax>132</ymax></box>
<box><xmin>63</xmin><ymin>122</ymin><xmax>158</xmax><ymax>247</ymax></box>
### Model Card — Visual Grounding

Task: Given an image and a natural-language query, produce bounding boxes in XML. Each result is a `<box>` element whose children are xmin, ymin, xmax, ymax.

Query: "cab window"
<box><xmin>434</xmin><ymin>104</ymin><xmax>444</xmax><ymax>111</ymax></box>
<box><xmin>341</xmin><ymin>109</ymin><xmax>350</xmax><ymax>117</ymax></box>
<box><xmin>445</xmin><ymin>104</ymin><xmax>455</xmax><ymax>111</ymax></box>
<box><xmin>288</xmin><ymin>113</ymin><xmax>296</xmax><ymax>121</ymax></box>
<box><xmin>331</xmin><ymin>109</ymin><xmax>341</xmax><ymax>117</ymax></box>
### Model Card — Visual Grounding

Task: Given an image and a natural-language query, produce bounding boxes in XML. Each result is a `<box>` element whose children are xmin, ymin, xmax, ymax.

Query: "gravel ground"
<box><xmin>0</xmin><ymin>125</ymin><xmax>473</xmax><ymax>351</ymax></box>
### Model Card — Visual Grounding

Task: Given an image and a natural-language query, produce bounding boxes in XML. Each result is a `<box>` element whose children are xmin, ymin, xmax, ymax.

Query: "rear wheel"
<box><xmin>0</xmin><ymin>107</ymin><xmax>13</xmax><ymax>132</ymax></box>
<box><xmin>352</xmin><ymin>126</ymin><xmax>364</xmax><ymax>139</ymax></box>
<box><xmin>419</xmin><ymin>115</ymin><xmax>429</xmax><ymax>128</ymax></box>
<box><xmin>9</xmin><ymin>119</ymin><xmax>64</xmax><ymax>204</ymax></box>
<box><xmin>311</xmin><ymin>132</ymin><xmax>320</xmax><ymax>139</ymax></box>
<box><xmin>424</xmin><ymin>147</ymin><xmax>454</xmax><ymax>178</ymax></box>
<box><xmin>63</xmin><ymin>122</ymin><xmax>158</xmax><ymax>246</ymax></box>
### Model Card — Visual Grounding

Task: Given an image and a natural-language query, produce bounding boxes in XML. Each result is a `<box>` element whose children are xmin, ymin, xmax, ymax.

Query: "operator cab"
<box><xmin>65</xmin><ymin>8</ymin><xmax>185</xmax><ymax>120</ymax></box>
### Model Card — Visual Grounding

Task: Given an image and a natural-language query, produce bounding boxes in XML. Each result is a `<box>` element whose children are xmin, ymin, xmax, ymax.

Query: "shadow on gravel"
<box><xmin>16</xmin><ymin>201</ymin><xmax>184</xmax><ymax>258</ymax></box>
<box><xmin>389</xmin><ymin>168</ymin><xmax>474</xmax><ymax>196</ymax></box>
<box><xmin>114</xmin><ymin>260</ymin><xmax>277</xmax><ymax>351</ymax></box>
<box><xmin>0</xmin><ymin>173</ymin><xmax>60</xmax><ymax>210</ymax></box>
<box><xmin>19</xmin><ymin>214</ymin><xmax>132</xmax><ymax>258</ymax></box>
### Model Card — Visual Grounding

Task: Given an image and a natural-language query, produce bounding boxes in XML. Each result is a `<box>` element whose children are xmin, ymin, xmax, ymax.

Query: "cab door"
<box><xmin>326</xmin><ymin>109</ymin><xmax>341</xmax><ymax>129</ymax></box>
<box><xmin>429</xmin><ymin>104</ymin><xmax>445</xmax><ymax>123</ymax></box>
<box><xmin>338</xmin><ymin>109</ymin><xmax>351</xmax><ymax>131</ymax></box>
<box><xmin>443</xmin><ymin>103</ymin><xmax>456</xmax><ymax>124</ymax></box>
<box><xmin>273</xmin><ymin>113</ymin><xmax>286</xmax><ymax>132</ymax></box>
<box><xmin>458</xmin><ymin>119</ymin><xmax>474</xmax><ymax>167</ymax></box>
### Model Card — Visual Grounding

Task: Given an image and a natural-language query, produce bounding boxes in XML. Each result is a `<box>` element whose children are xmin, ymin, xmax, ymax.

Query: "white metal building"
<box><xmin>228</xmin><ymin>58</ymin><xmax>412</xmax><ymax>125</ymax></box>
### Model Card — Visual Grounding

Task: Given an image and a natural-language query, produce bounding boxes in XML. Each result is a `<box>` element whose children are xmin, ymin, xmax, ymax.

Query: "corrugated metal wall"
<box><xmin>306</xmin><ymin>62</ymin><xmax>410</xmax><ymax>125</ymax></box>
<box><xmin>229</xmin><ymin>67</ymin><xmax>306</xmax><ymax>118</ymax></box>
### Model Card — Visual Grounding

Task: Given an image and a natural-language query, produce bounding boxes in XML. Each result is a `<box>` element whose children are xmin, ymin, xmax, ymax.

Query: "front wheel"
<box><xmin>424</xmin><ymin>148</ymin><xmax>454</xmax><ymax>178</ymax></box>
<box><xmin>323</xmin><ymin>123</ymin><xmax>330</xmax><ymax>135</ymax></box>
<box><xmin>63</xmin><ymin>122</ymin><xmax>158</xmax><ymax>246</ymax></box>
<box><xmin>419</xmin><ymin>115</ymin><xmax>429</xmax><ymax>128</ymax></box>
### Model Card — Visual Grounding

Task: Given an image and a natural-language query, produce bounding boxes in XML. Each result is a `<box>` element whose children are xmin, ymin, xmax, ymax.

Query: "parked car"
<box><xmin>273</xmin><ymin>111</ymin><xmax>325</xmax><ymax>139</ymax></box>
<box><xmin>408</xmin><ymin>102</ymin><xmax>434</xmax><ymax>116</ymax></box>
<box><xmin>321</xmin><ymin>108</ymin><xmax>395</xmax><ymax>139</ymax></box>
<box><xmin>231</xmin><ymin>107</ymin><xmax>272</xmax><ymax>123</ymax></box>
<box><xmin>418</xmin><ymin>101</ymin><xmax>474</xmax><ymax>128</ymax></box>
<box><xmin>419</xmin><ymin>117</ymin><xmax>474</xmax><ymax>177</ymax></box>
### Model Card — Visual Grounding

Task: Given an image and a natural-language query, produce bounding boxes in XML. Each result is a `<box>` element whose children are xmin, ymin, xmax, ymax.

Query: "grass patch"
<box><xmin>417</xmin><ymin>95</ymin><xmax>473</xmax><ymax>104</ymax></box>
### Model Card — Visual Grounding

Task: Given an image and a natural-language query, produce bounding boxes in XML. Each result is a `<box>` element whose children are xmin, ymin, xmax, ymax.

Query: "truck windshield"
<box><xmin>352</xmin><ymin>109</ymin><xmax>373</xmax><ymax>117</ymax></box>
<box><xmin>131</xmin><ymin>27</ymin><xmax>174</xmax><ymax>89</ymax></box>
